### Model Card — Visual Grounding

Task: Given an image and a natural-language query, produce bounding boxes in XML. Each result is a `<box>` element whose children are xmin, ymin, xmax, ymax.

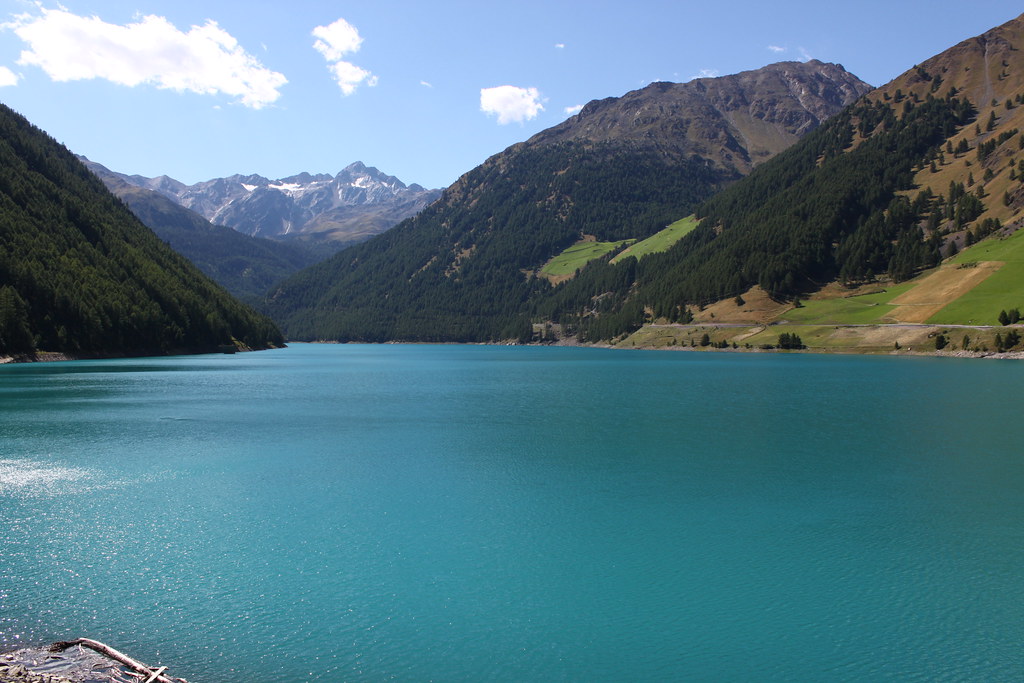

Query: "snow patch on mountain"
<box><xmin>83</xmin><ymin>160</ymin><xmax>442</xmax><ymax>242</ymax></box>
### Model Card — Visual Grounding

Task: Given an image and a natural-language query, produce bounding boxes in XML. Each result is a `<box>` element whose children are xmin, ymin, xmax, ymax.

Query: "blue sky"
<box><xmin>0</xmin><ymin>1</ymin><xmax>1018</xmax><ymax>189</ymax></box>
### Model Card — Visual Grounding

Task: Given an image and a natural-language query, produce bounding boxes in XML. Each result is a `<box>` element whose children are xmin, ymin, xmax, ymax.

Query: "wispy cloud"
<box><xmin>6</xmin><ymin>7</ymin><xmax>286</xmax><ymax>108</ymax></box>
<box><xmin>420</xmin><ymin>80</ymin><xmax>433</xmax><ymax>88</ymax></box>
<box><xmin>554</xmin><ymin>43</ymin><xmax>565</xmax><ymax>49</ymax></box>
<box><xmin>480</xmin><ymin>85</ymin><xmax>544</xmax><ymax>124</ymax></box>
<box><xmin>767</xmin><ymin>45</ymin><xmax>786</xmax><ymax>53</ymax></box>
<box><xmin>693</xmin><ymin>68</ymin><xmax>719</xmax><ymax>79</ymax></box>
<box><xmin>798</xmin><ymin>46</ymin><xmax>813</xmax><ymax>62</ymax></box>
<box><xmin>564</xmin><ymin>104</ymin><xmax>583</xmax><ymax>116</ymax></box>
<box><xmin>0</xmin><ymin>66</ymin><xmax>18</xmax><ymax>87</ymax></box>
<box><xmin>312</xmin><ymin>17</ymin><xmax>377</xmax><ymax>95</ymax></box>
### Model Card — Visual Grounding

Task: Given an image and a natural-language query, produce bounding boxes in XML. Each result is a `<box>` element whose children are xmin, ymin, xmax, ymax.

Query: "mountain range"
<box><xmin>264</xmin><ymin>12</ymin><xmax>1024</xmax><ymax>349</ymax></box>
<box><xmin>9</xmin><ymin>12</ymin><xmax>1024</xmax><ymax>358</ymax></box>
<box><xmin>265</xmin><ymin>60</ymin><xmax>872</xmax><ymax>341</ymax></box>
<box><xmin>87</xmin><ymin>160</ymin><xmax>441</xmax><ymax>246</ymax></box>
<box><xmin>81</xmin><ymin>158</ymin><xmax>330</xmax><ymax>305</ymax></box>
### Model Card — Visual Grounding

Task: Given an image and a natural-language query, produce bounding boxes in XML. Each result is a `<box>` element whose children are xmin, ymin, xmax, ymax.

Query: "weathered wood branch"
<box><xmin>143</xmin><ymin>665</ymin><xmax>168</xmax><ymax>683</ymax></box>
<box><xmin>48</xmin><ymin>639</ymin><xmax>186</xmax><ymax>683</ymax></box>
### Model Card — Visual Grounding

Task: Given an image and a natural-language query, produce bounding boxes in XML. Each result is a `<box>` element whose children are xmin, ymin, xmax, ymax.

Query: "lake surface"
<box><xmin>2</xmin><ymin>344</ymin><xmax>1023</xmax><ymax>681</ymax></box>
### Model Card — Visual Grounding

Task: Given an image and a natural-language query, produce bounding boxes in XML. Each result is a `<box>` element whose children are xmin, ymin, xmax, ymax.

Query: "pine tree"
<box><xmin>0</xmin><ymin>286</ymin><xmax>34</xmax><ymax>355</ymax></box>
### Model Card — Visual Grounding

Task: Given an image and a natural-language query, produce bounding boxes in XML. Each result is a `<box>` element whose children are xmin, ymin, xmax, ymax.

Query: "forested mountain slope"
<box><xmin>0</xmin><ymin>103</ymin><xmax>284</xmax><ymax>357</ymax></box>
<box><xmin>267</xmin><ymin>61</ymin><xmax>870</xmax><ymax>342</ymax></box>
<box><xmin>597</xmin><ymin>11</ymin><xmax>1024</xmax><ymax>340</ymax></box>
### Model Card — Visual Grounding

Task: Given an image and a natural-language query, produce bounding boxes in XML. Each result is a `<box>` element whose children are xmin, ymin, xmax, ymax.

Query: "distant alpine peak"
<box><xmin>335</xmin><ymin>161</ymin><xmax>406</xmax><ymax>189</ymax></box>
<box><xmin>79</xmin><ymin>156</ymin><xmax>441</xmax><ymax>241</ymax></box>
<box><xmin>202</xmin><ymin>163</ymin><xmax>411</xmax><ymax>199</ymax></box>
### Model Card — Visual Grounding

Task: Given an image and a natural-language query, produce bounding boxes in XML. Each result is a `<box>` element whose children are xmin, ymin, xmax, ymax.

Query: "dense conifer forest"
<box><xmin>268</xmin><ymin>90</ymin><xmax>978</xmax><ymax>343</ymax></box>
<box><xmin>0</xmin><ymin>103</ymin><xmax>284</xmax><ymax>357</ymax></box>
<box><xmin>267</xmin><ymin>141</ymin><xmax>728</xmax><ymax>342</ymax></box>
<box><xmin>547</xmin><ymin>93</ymin><xmax>978</xmax><ymax>339</ymax></box>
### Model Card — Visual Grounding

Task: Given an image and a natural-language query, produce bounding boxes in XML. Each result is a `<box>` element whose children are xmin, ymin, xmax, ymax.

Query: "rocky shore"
<box><xmin>0</xmin><ymin>647</ymin><xmax>132</xmax><ymax>683</ymax></box>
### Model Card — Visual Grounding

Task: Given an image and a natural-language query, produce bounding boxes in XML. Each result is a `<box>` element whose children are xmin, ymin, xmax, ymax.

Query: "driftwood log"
<box><xmin>47</xmin><ymin>639</ymin><xmax>186</xmax><ymax>683</ymax></box>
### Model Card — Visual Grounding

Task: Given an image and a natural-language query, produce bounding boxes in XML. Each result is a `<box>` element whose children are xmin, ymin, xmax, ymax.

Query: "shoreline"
<box><xmin>290</xmin><ymin>326</ymin><xmax>1024</xmax><ymax>359</ymax></box>
<box><xmin>1</xmin><ymin>645</ymin><xmax>117</xmax><ymax>683</ymax></box>
<box><xmin>1</xmin><ymin>640</ymin><xmax>187</xmax><ymax>683</ymax></box>
<box><xmin>600</xmin><ymin>320</ymin><xmax>1024</xmax><ymax>359</ymax></box>
<box><xmin>0</xmin><ymin>343</ymin><xmax>285</xmax><ymax>365</ymax></box>
<box><xmin>6</xmin><ymin>327</ymin><xmax>1024</xmax><ymax>364</ymax></box>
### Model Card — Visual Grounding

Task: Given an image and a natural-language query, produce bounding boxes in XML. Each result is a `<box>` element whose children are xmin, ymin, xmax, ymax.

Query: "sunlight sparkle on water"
<box><xmin>0</xmin><ymin>459</ymin><xmax>92</xmax><ymax>496</ymax></box>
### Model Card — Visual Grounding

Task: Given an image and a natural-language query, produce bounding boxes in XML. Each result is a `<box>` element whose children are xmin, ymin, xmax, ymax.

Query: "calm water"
<box><xmin>1</xmin><ymin>344</ymin><xmax>1023</xmax><ymax>681</ymax></box>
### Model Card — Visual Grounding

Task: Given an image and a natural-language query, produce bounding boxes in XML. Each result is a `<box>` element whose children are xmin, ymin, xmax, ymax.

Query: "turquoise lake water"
<box><xmin>2</xmin><ymin>344</ymin><xmax>1024</xmax><ymax>681</ymax></box>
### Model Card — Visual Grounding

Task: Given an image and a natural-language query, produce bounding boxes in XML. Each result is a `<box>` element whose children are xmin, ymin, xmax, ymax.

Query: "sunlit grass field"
<box><xmin>611</xmin><ymin>215</ymin><xmax>700</xmax><ymax>263</ymax></box>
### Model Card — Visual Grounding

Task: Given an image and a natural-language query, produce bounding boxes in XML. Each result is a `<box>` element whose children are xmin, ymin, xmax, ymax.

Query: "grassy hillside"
<box><xmin>611</xmin><ymin>216</ymin><xmax>700</xmax><ymax>263</ymax></box>
<box><xmin>538</xmin><ymin>215</ymin><xmax>702</xmax><ymax>284</ymax></box>
<box><xmin>540</xmin><ymin>238</ymin><xmax>635</xmax><ymax>282</ymax></box>
<box><xmin>611</xmin><ymin>223</ymin><xmax>1024</xmax><ymax>355</ymax></box>
<box><xmin>930</xmin><ymin>227</ymin><xmax>1024</xmax><ymax>323</ymax></box>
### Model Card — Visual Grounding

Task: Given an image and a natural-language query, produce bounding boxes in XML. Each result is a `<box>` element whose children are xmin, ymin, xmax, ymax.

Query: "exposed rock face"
<box><xmin>89</xmin><ymin>161</ymin><xmax>442</xmax><ymax>244</ymax></box>
<box><xmin>529</xmin><ymin>60</ymin><xmax>872</xmax><ymax>173</ymax></box>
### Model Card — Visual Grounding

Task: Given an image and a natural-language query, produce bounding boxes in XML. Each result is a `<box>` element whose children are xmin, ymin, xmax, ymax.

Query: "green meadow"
<box><xmin>541</xmin><ymin>215</ymin><xmax>700</xmax><ymax>279</ymax></box>
<box><xmin>611</xmin><ymin>215</ymin><xmax>700</xmax><ymax>263</ymax></box>
<box><xmin>929</xmin><ymin>228</ymin><xmax>1024</xmax><ymax>324</ymax></box>
<box><xmin>779</xmin><ymin>282</ymin><xmax>917</xmax><ymax>325</ymax></box>
<box><xmin>540</xmin><ymin>239</ymin><xmax>635</xmax><ymax>277</ymax></box>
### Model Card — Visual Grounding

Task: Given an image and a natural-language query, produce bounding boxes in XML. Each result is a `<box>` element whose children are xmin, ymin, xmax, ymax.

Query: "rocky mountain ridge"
<box><xmin>527</xmin><ymin>60</ymin><xmax>872</xmax><ymax>173</ymax></box>
<box><xmin>82</xmin><ymin>160</ymin><xmax>442</xmax><ymax>245</ymax></box>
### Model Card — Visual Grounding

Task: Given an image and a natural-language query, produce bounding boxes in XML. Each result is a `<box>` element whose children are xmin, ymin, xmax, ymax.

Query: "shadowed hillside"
<box><xmin>0</xmin><ymin>103</ymin><xmax>283</xmax><ymax>358</ymax></box>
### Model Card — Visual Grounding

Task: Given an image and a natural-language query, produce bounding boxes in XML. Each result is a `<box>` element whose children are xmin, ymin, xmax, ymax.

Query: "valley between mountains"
<box><xmin>5</xmin><ymin>14</ymin><xmax>1024</xmax><ymax>359</ymax></box>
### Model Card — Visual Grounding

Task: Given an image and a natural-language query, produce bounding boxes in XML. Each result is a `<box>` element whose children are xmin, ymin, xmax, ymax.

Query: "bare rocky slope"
<box><xmin>530</xmin><ymin>60</ymin><xmax>870</xmax><ymax>173</ymax></box>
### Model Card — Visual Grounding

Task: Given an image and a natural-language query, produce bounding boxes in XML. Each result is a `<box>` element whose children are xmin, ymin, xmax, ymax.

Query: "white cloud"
<box><xmin>554</xmin><ymin>43</ymin><xmax>565</xmax><ymax>49</ymax></box>
<box><xmin>768</xmin><ymin>45</ymin><xmax>786</xmax><ymax>53</ymax></box>
<box><xmin>798</xmin><ymin>47</ymin><xmax>813</xmax><ymax>62</ymax></box>
<box><xmin>7</xmin><ymin>7</ymin><xmax>286</xmax><ymax>108</ymax></box>
<box><xmin>564</xmin><ymin>104</ymin><xmax>583</xmax><ymax>116</ymax></box>
<box><xmin>480</xmin><ymin>85</ymin><xmax>544</xmax><ymax>125</ymax></box>
<box><xmin>0</xmin><ymin>66</ymin><xmax>18</xmax><ymax>87</ymax></box>
<box><xmin>329</xmin><ymin>60</ymin><xmax>377</xmax><ymax>95</ymax></box>
<box><xmin>312</xmin><ymin>17</ymin><xmax>362</xmax><ymax>61</ymax></box>
<box><xmin>693</xmin><ymin>68</ymin><xmax>719</xmax><ymax>79</ymax></box>
<box><xmin>420</xmin><ymin>80</ymin><xmax>433</xmax><ymax>88</ymax></box>
<box><xmin>311</xmin><ymin>17</ymin><xmax>375</xmax><ymax>95</ymax></box>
